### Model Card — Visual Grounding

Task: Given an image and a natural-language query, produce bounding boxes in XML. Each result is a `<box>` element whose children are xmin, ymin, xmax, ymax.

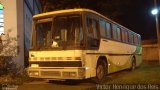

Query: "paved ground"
<box><xmin>18</xmin><ymin>80</ymin><xmax>95</xmax><ymax>90</ymax></box>
<box><xmin>17</xmin><ymin>62</ymin><xmax>160</xmax><ymax>90</ymax></box>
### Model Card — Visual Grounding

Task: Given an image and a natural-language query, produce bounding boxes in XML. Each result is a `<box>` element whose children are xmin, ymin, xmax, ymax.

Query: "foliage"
<box><xmin>0</xmin><ymin>30</ymin><xmax>21</xmax><ymax>84</ymax></box>
<box><xmin>0</xmin><ymin>30</ymin><xmax>18</xmax><ymax>56</ymax></box>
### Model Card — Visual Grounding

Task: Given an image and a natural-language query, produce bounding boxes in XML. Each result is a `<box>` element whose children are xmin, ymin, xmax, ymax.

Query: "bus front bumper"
<box><xmin>27</xmin><ymin>67</ymin><xmax>86</xmax><ymax>80</ymax></box>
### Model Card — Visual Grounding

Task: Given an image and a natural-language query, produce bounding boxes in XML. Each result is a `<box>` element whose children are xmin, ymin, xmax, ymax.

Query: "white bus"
<box><xmin>28</xmin><ymin>9</ymin><xmax>142</xmax><ymax>83</ymax></box>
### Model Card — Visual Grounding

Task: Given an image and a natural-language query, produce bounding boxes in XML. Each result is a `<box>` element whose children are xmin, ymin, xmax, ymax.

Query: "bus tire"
<box><xmin>92</xmin><ymin>60</ymin><xmax>106</xmax><ymax>84</ymax></box>
<box><xmin>130</xmin><ymin>57</ymin><xmax>136</xmax><ymax>71</ymax></box>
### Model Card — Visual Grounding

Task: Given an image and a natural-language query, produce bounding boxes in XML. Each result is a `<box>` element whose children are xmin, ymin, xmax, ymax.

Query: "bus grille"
<box><xmin>30</xmin><ymin>61</ymin><xmax>82</xmax><ymax>67</ymax></box>
<box><xmin>41</xmin><ymin>71</ymin><xmax>61</xmax><ymax>77</ymax></box>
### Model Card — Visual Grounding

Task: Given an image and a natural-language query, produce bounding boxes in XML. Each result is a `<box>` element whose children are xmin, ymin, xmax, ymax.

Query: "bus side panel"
<box><xmin>107</xmin><ymin>56</ymin><xmax>132</xmax><ymax>73</ymax></box>
<box><xmin>84</xmin><ymin>50</ymin><xmax>100</xmax><ymax>78</ymax></box>
<box><xmin>99</xmin><ymin>39</ymin><xmax>137</xmax><ymax>73</ymax></box>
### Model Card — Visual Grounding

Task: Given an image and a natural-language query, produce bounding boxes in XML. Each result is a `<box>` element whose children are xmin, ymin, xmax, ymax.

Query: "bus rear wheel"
<box><xmin>92</xmin><ymin>61</ymin><xmax>106</xmax><ymax>84</ymax></box>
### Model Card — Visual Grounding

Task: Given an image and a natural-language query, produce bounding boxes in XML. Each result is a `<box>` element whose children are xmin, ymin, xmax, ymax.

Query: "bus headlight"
<box><xmin>31</xmin><ymin>64</ymin><xmax>39</xmax><ymax>68</ymax></box>
<box><xmin>62</xmin><ymin>72</ymin><xmax>77</xmax><ymax>77</ymax></box>
<box><xmin>29</xmin><ymin>71</ymin><xmax>39</xmax><ymax>76</ymax></box>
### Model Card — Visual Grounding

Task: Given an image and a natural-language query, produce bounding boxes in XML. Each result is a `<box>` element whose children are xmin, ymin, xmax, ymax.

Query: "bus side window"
<box><xmin>125</xmin><ymin>31</ymin><xmax>129</xmax><ymax>43</ymax></box>
<box><xmin>132</xmin><ymin>34</ymin><xmax>134</xmax><ymax>44</ymax></box>
<box><xmin>128</xmin><ymin>32</ymin><xmax>131</xmax><ymax>44</ymax></box>
<box><xmin>138</xmin><ymin>35</ymin><xmax>141</xmax><ymax>46</ymax></box>
<box><xmin>92</xmin><ymin>19</ymin><xmax>99</xmax><ymax>39</ymax></box>
<box><xmin>134</xmin><ymin>34</ymin><xmax>138</xmax><ymax>45</ymax></box>
<box><xmin>121</xmin><ymin>29</ymin><xmax>125</xmax><ymax>42</ymax></box>
<box><xmin>86</xmin><ymin>17</ymin><xmax>99</xmax><ymax>48</ymax></box>
<box><xmin>106</xmin><ymin>22</ymin><xmax>111</xmax><ymax>38</ymax></box>
<box><xmin>129</xmin><ymin>32</ymin><xmax>134</xmax><ymax>44</ymax></box>
<box><xmin>112</xmin><ymin>24</ymin><xmax>118</xmax><ymax>40</ymax></box>
<box><xmin>99</xmin><ymin>20</ymin><xmax>106</xmax><ymax>38</ymax></box>
<box><xmin>117</xmin><ymin>27</ymin><xmax>121</xmax><ymax>41</ymax></box>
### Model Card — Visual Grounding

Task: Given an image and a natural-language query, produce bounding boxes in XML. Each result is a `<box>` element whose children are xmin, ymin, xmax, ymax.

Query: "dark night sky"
<box><xmin>120</xmin><ymin>0</ymin><xmax>157</xmax><ymax>40</ymax></box>
<box><xmin>44</xmin><ymin>0</ymin><xmax>159</xmax><ymax>40</ymax></box>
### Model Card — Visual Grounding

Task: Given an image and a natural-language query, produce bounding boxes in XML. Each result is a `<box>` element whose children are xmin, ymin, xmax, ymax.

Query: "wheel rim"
<box><xmin>97</xmin><ymin>65</ymin><xmax>104</xmax><ymax>80</ymax></box>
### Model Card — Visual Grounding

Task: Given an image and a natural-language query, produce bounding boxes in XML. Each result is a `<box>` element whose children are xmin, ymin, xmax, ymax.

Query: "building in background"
<box><xmin>24</xmin><ymin>0</ymin><xmax>42</xmax><ymax>67</ymax></box>
<box><xmin>0</xmin><ymin>0</ymin><xmax>41</xmax><ymax>68</ymax></box>
<box><xmin>0</xmin><ymin>4</ymin><xmax>4</xmax><ymax>34</ymax></box>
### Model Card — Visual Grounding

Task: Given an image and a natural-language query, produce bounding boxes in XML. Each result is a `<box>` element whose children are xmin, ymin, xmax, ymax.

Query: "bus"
<box><xmin>28</xmin><ymin>9</ymin><xmax>142</xmax><ymax>83</ymax></box>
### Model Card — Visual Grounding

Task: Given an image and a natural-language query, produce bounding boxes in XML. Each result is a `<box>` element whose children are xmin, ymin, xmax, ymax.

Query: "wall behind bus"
<box><xmin>142</xmin><ymin>44</ymin><xmax>158</xmax><ymax>61</ymax></box>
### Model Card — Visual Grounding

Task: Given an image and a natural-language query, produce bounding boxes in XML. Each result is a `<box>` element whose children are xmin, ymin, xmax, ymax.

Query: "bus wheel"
<box><xmin>92</xmin><ymin>61</ymin><xmax>106</xmax><ymax>83</ymax></box>
<box><xmin>130</xmin><ymin>57</ymin><xmax>136</xmax><ymax>71</ymax></box>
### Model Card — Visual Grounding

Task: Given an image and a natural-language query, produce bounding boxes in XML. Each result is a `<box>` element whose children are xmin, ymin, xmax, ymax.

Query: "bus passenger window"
<box><xmin>92</xmin><ymin>19</ymin><xmax>99</xmax><ymax>39</ymax></box>
<box><xmin>125</xmin><ymin>31</ymin><xmax>129</xmax><ymax>43</ymax></box>
<box><xmin>121</xmin><ymin>29</ymin><xmax>125</xmax><ymax>42</ymax></box>
<box><xmin>87</xmin><ymin>18</ymin><xmax>93</xmax><ymax>34</ymax></box>
<box><xmin>134</xmin><ymin>34</ymin><xmax>138</xmax><ymax>45</ymax></box>
<box><xmin>106</xmin><ymin>22</ymin><xmax>111</xmax><ymax>38</ymax></box>
<box><xmin>117</xmin><ymin>27</ymin><xmax>121</xmax><ymax>41</ymax></box>
<box><xmin>129</xmin><ymin>33</ymin><xmax>134</xmax><ymax>44</ymax></box>
<box><xmin>99</xmin><ymin>20</ymin><xmax>106</xmax><ymax>38</ymax></box>
<box><xmin>86</xmin><ymin>17</ymin><xmax>99</xmax><ymax>48</ymax></box>
<box><xmin>138</xmin><ymin>35</ymin><xmax>141</xmax><ymax>45</ymax></box>
<box><xmin>131</xmin><ymin>34</ymin><xmax>134</xmax><ymax>44</ymax></box>
<box><xmin>112</xmin><ymin>24</ymin><xmax>118</xmax><ymax>40</ymax></box>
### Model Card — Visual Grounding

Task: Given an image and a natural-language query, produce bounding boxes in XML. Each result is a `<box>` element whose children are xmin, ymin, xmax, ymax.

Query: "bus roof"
<box><xmin>33</xmin><ymin>8</ymin><xmax>140</xmax><ymax>36</ymax></box>
<box><xmin>34</xmin><ymin>9</ymin><xmax>96</xmax><ymax>18</ymax></box>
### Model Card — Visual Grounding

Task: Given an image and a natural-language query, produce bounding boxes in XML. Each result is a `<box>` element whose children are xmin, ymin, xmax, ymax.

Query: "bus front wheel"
<box><xmin>92</xmin><ymin>61</ymin><xmax>106</xmax><ymax>83</ymax></box>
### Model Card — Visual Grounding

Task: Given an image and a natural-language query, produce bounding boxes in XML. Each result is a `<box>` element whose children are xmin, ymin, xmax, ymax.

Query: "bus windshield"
<box><xmin>32</xmin><ymin>15</ymin><xmax>83</xmax><ymax>50</ymax></box>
